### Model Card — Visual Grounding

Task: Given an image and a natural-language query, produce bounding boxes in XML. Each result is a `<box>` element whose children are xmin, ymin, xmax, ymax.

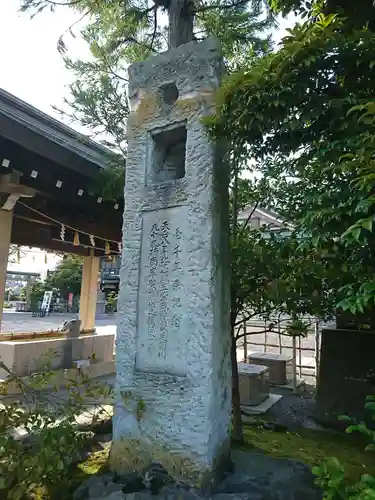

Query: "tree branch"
<box><xmin>57</xmin><ymin>9</ymin><xmax>91</xmax><ymax>54</ymax></box>
<box><xmin>235</xmin><ymin>316</ymin><xmax>316</xmax><ymax>340</ymax></box>
<box><xmin>111</xmin><ymin>36</ymin><xmax>157</xmax><ymax>54</ymax></box>
<box><xmin>234</xmin><ymin>311</ymin><xmax>263</xmax><ymax>326</ymax></box>
<box><xmin>96</xmin><ymin>46</ymin><xmax>129</xmax><ymax>83</ymax></box>
<box><xmin>240</xmin><ymin>201</ymin><xmax>259</xmax><ymax>234</ymax></box>
<box><xmin>236</xmin><ymin>328</ymin><xmax>273</xmax><ymax>341</ymax></box>
<box><xmin>150</xmin><ymin>6</ymin><xmax>158</xmax><ymax>52</ymax></box>
<box><xmin>36</xmin><ymin>0</ymin><xmax>84</xmax><ymax>6</ymax></box>
<box><xmin>195</xmin><ymin>0</ymin><xmax>249</xmax><ymax>13</ymax></box>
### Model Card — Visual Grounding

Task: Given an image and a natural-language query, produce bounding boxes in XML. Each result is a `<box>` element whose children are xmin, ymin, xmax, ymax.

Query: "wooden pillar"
<box><xmin>79</xmin><ymin>249</ymin><xmax>100</xmax><ymax>331</ymax></box>
<box><xmin>0</xmin><ymin>209</ymin><xmax>13</xmax><ymax>330</ymax></box>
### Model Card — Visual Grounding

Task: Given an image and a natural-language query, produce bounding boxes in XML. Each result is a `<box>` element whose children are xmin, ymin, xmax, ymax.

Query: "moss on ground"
<box><xmin>242</xmin><ymin>425</ymin><xmax>375</xmax><ymax>482</ymax></box>
<box><xmin>30</xmin><ymin>425</ymin><xmax>375</xmax><ymax>498</ymax></box>
<box><xmin>32</xmin><ymin>448</ymin><xmax>110</xmax><ymax>500</ymax></box>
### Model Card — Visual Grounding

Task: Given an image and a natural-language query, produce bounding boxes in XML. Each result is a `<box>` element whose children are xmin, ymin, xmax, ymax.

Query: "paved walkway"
<box><xmin>1</xmin><ymin>311</ymin><xmax>117</xmax><ymax>335</ymax></box>
<box><xmin>1</xmin><ymin>311</ymin><xmax>317</xmax><ymax>384</ymax></box>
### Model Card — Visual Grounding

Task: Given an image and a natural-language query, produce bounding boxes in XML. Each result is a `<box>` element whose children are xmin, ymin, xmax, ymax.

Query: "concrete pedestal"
<box><xmin>0</xmin><ymin>331</ymin><xmax>115</xmax><ymax>379</ymax></box>
<box><xmin>112</xmin><ymin>38</ymin><xmax>231</xmax><ymax>488</ymax></box>
<box><xmin>248</xmin><ymin>352</ymin><xmax>293</xmax><ymax>386</ymax></box>
<box><xmin>238</xmin><ymin>363</ymin><xmax>270</xmax><ymax>406</ymax></box>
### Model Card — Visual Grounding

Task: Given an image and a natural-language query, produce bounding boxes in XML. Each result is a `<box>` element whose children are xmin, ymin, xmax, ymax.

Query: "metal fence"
<box><xmin>236</xmin><ymin>316</ymin><xmax>322</xmax><ymax>386</ymax></box>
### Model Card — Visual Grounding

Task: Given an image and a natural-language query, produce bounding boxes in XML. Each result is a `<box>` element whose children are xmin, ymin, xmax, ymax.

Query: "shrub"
<box><xmin>313</xmin><ymin>396</ymin><xmax>375</xmax><ymax>499</ymax></box>
<box><xmin>0</xmin><ymin>357</ymin><xmax>113</xmax><ymax>499</ymax></box>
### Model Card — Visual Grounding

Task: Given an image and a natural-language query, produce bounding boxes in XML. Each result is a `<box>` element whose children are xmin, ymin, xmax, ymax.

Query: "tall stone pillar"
<box><xmin>112</xmin><ymin>38</ymin><xmax>231</xmax><ymax>487</ymax></box>
<box><xmin>79</xmin><ymin>249</ymin><xmax>100</xmax><ymax>331</ymax></box>
<box><xmin>0</xmin><ymin>209</ymin><xmax>13</xmax><ymax>330</ymax></box>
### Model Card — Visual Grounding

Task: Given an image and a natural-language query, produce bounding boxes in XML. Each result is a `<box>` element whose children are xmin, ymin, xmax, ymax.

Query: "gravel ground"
<box><xmin>266</xmin><ymin>387</ymin><xmax>319</xmax><ymax>430</ymax></box>
<box><xmin>243</xmin><ymin>385</ymin><xmax>323</xmax><ymax>432</ymax></box>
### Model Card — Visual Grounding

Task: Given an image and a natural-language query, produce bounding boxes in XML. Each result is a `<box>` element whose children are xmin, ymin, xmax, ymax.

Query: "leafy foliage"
<box><xmin>7</xmin><ymin>246</ymin><xmax>26</xmax><ymax>265</ymax></box>
<box><xmin>313</xmin><ymin>396</ymin><xmax>375</xmax><ymax>499</ymax></box>
<box><xmin>105</xmin><ymin>291</ymin><xmax>118</xmax><ymax>313</ymax></box>
<box><xmin>209</xmin><ymin>7</ymin><xmax>375</xmax><ymax>314</ymax></box>
<box><xmin>229</xmin><ymin>173</ymin><xmax>336</xmax><ymax>441</ymax></box>
<box><xmin>20</xmin><ymin>0</ymin><xmax>274</xmax><ymax>60</ymax></box>
<box><xmin>22</xmin><ymin>256</ymin><xmax>83</xmax><ymax>311</ymax></box>
<box><xmin>19</xmin><ymin>0</ymin><xmax>342</xmax><ymax>444</ymax></box>
<box><xmin>0</xmin><ymin>358</ymin><xmax>113</xmax><ymax>499</ymax></box>
<box><xmin>232</xmin><ymin>224</ymin><xmax>337</xmax><ymax>328</ymax></box>
<box><xmin>25</xmin><ymin>279</ymin><xmax>48</xmax><ymax>310</ymax></box>
<box><xmin>44</xmin><ymin>255</ymin><xmax>83</xmax><ymax>297</ymax></box>
<box><xmin>20</xmin><ymin>0</ymin><xmax>275</xmax><ymax>200</ymax></box>
<box><xmin>269</xmin><ymin>0</ymin><xmax>375</xmax><ymax>30</ymax></box>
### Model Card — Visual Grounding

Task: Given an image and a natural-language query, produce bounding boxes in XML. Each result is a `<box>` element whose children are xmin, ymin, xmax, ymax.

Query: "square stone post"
<box><xmin>79</xmin><ymin>249</ymin><xmax>100</xmax><ymax>331</ymax></box>
<box><xmin>111</xmin><ymin>38</ymin><xmax>231</xmax><ymax>488</ymax></box>
<box><xmin>0</xmin><ymin>209</ymin><xmax>13</xmax><ymax>330</ymax></box>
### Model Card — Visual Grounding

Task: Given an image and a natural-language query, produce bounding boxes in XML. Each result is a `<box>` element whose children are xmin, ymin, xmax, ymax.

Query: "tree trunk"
<box><xmin>231</xmin><ymin>326</ymin><xmax>243</xmax><ymax>443</ymax></box>
<box><xmin>168</xmin><ymin>0</ymin><xmax>194</xmax><ymax>48</ymax></box>
<box><xmin>230</xmin><ymin>157</ymin><xmax>243</xmax><ymax>442</ymax></box>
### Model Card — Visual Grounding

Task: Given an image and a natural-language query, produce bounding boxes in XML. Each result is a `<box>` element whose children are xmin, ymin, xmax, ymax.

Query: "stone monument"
<box><xmin>111</xmin><ymin>37</ymin><xmax>231</xmax><ymax>488</ymax></box>
<box><xmin>315</xmin><ymin>327</ymin><xmax>375</xmax><ymax>428</ymax></box>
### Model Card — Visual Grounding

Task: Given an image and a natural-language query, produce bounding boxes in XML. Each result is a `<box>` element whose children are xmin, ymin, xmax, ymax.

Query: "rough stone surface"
<box><xmin>76</xmin><ymin>449</ymin><xmax>322</xmax><ymax>500</ymax></box>
<box><xmin>103</xmin><ymin>493</ymin><xmax>126</xmax><ymax>500</ymax></box>
<box><xmin>113</xmin><ymin>36</ymin><xmax>231</xmax><ymax>484</ymax></box>
<box><xmin>214</xmin><ymin>450</ymin><xmax>322</xmax><ymax>500</ymax></box>
<box><xmin>270</xmin><ymin>391</ymin><xmax>318</xmax><ymax>431</ymax></box>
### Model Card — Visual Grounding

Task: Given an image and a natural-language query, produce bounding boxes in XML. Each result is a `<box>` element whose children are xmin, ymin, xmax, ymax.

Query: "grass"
<box><xmin>242</xmin><ymin>424</ymin><xmax>375</xmax><ymax>481</ymax></box>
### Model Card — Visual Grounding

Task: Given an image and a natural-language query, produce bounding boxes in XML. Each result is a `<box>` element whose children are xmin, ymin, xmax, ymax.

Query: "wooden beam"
<box><xmin>0</xmin><ymin>136</ymin><xmax>124</xmax><ymax>212</ymax></box>
<box><xmin>0</xmin><ymin>210</ymin><xmax>13</xmax><ymax>329</ymax></box>
<box><xmin>14</xmin><ymin>195</ymin><xmax>122</xmax><ymax>242</ymax></box>
<box><xmin>0</xmin><ymin>113</ymin><xmax>103</xmax><ymax>178</ymax></box>
<box><xmin>11</xmin><ymin>217</ymin><xmax>116</xmax><ymax>257</ymax></box>
<box><xmin>0</xmin><ymin>172</ymin><xmax>36</xmax><ymax>197</ymax></box>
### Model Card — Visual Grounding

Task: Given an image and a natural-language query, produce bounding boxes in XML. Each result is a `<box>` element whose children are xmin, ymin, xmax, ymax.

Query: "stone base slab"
<box><xmin>110</xmin><ymin>437</ymin><xmax>231</xmax><ymax>491</ymax></box>
<box><xmin>75</xmin><ymin>449</ymin><xmax>322</xmax><ymax>500</ymax></box>
<box><xmin>272</xmin><ymin>377</ymin><xmax>305</xmax><ymax>391</ymax></box>
<box><xmin>241</xmin><ymin>393</ymin><xmax>283</xmax><ymax>415</ymax></box>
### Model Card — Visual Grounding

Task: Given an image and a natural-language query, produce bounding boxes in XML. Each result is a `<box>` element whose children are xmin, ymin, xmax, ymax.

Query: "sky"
<box><xmin>0</xmin><ymin>0</ymin><xmax>297</xmax><ymax>273</ymax></box>
<box><xmin>0</xmin><ymin>1</ymin><xmax>298</xmax><ymax>122</ymax></box>
<box><xmin>8</xmin><ymin>248</ymin><xmax>62</xmax><ymax>276</ymax></box>
<box><xmin>0</xmin><ymin>0</ymin><xmax>90</xmax><ymax>120</ymax></box>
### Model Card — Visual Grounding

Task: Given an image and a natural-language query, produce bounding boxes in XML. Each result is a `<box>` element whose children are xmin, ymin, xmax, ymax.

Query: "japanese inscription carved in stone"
<box><xmin>136</xmin><ymin>206</ymin><xmax>187</xmax><ymax>376</ymax></box>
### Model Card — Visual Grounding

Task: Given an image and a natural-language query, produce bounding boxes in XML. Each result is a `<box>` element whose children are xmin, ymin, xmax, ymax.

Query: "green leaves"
<box><xmin>313</xmin><ymin>457</ymin><xmax>347</xmax><ymax>500</ymax></box>
<box><xmin>313</xmin><ymin>396</ymin><xmax>375</xmax><ymax>499</ymax></box>
<box><xmin>0</xmin><ymin>359</ymin><xmax>116</xmax><ymax>499</ymax></box>
<box><xmin>210</xmin><ymin>8</ymin><xmax>375</xmax><ymax>317</ymax></box>
<box><xmin>341</xmin><ymin>217</ymin><xmax>374</xmax><ymax>243</ymax></box>
<box><xmin>338</xmin><ymin>414</ymin><xmax>353</xmax><ymax>423</ymax></box>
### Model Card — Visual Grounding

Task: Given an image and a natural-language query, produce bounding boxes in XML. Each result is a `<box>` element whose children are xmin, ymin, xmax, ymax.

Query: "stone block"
<box><xmin>0</xmin><ymin>332</ymin><xmax>115</xmax><ymax>378</ymax></box>
<box><xmin>113</xmin><ymin>37</ymin><xmax>231</xmax><ymax>488</ymax></box>
<box><xmin>215</xmin><ymin>450</ymin><xmax>322</xmax><ymax>500</ymax></box>
<box><xmin>238</xmin><ymin>363</ymin><xmax>269</xmax><ymax>406</ymax></box>
<box><xmin>315</xmin><ymin>328</ymin><xmax>375</xmax><ymax>428</ymax></box>
<box><xmin>248</xmin><ymin>352</ymin><xmax>293</xmax><ymax>386</ymax></box>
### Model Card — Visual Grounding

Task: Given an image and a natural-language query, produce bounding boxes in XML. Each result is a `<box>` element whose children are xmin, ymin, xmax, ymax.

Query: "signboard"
<box><xmin>41</xmin><ymin>291</ymin><xmax>53</xmax><ymax>314</ymax></box>
<box><xmin>68</xmin><ymin>293</ymin><xmax>73</xmax><ymax>308</ymax></box>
